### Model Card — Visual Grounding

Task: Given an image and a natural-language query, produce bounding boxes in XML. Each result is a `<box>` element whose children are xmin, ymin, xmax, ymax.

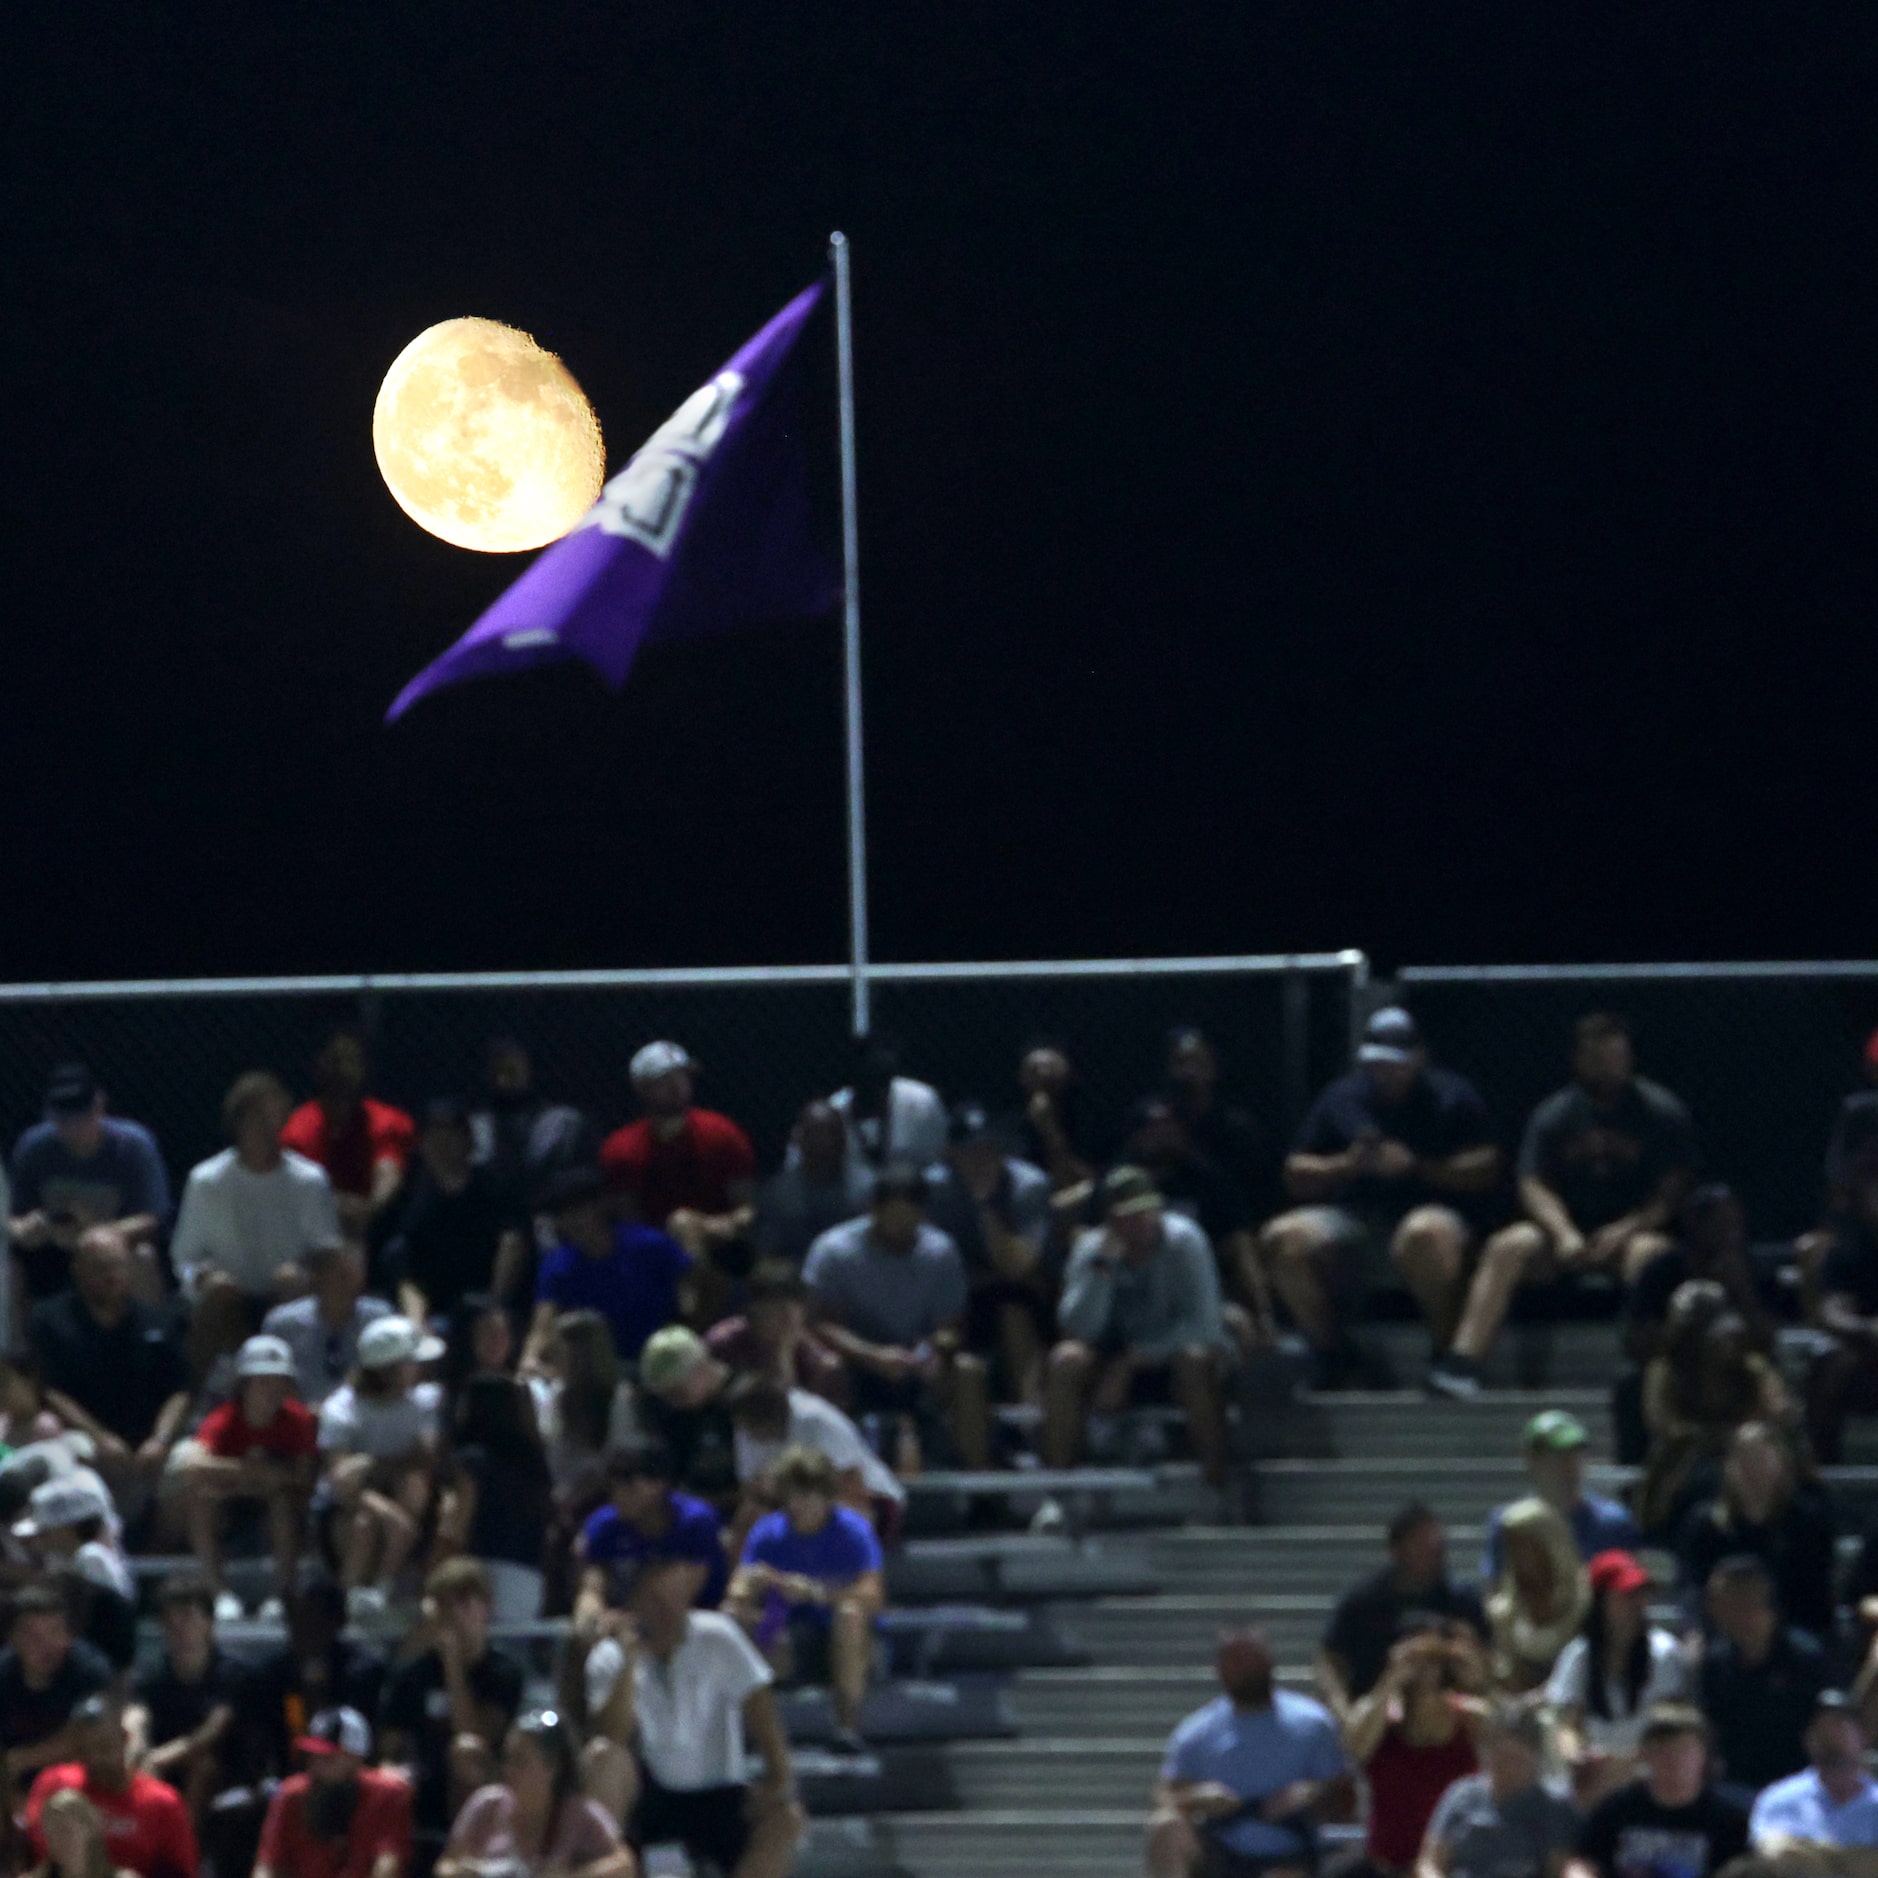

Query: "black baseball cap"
<box><xmin>1358</xmin><ymin>1008</ymin><xmax>1422</xmax><ymax>1066</ymax></box>
<box><xmin>46</xmin><ymin>1064</ymin><xmax>97</xmax><ymax>1116</ymax></box>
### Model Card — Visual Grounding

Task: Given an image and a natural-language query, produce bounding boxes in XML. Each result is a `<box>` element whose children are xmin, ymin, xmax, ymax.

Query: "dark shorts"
<box><xmin>779</xmin><ymin>1607</ymin><xmax>835</xmax><ymax>1685</ymax></box>
<box><xmin>629</xmin><ymin>1775</ymin><xmax>751</xmax><ymax>1871</ymax></box>
<box><xmin>966</xmin><ymin>1278</ymin><xmax>1052</xmax><ymax>1355</ymax></box>
<box><xmin>849</xmin><ymin>1368</ymin><xmax>933</xmax><ymax>1417</ymax></box>
<box><xmin>1200</xmin><ymin>1839</ymin><xmax>1315</xmax><ymax>1878</ymax></box>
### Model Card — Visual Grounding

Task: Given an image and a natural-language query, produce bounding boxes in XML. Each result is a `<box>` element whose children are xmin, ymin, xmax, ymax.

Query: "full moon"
<box><xmin>373</xmin><ymin>318</ymin><xmax>605</xmax><ymax>553</ymax></box>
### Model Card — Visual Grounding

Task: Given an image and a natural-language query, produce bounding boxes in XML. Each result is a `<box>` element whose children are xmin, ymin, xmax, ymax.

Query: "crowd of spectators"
<box><xmin>4</xmin><ymin>995</ymin><xmax>1878</xmax><ymax>1878</ymax></box>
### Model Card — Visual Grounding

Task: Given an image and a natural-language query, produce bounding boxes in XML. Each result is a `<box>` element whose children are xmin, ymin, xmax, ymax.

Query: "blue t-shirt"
<box><xmin>1161</xmin><ymin>1690</ymin><xmax>1349</xmax><ymax>1859</ymax></box>
<box><xmin>1481</xmin><ymin>1491</ymin><xmax>1638</xmax><ymax>1582</ymax></box>
<box><xmin>10</xmin><ymin>1119</ymin><xmax>172</xmax><ymax>1227</ymax></box>
<box><xmin>741</xmin><ymin>1505</ymin><xmax>883</xmax><ymax>1624</ymax></box>
<box><xmin>581</xmin><ymin>1490</ymin><xmax>727</xmax><ymax>1606</ymax></box>
<box><xmin>535</xmin><ymin>1225</ymin><xmax>689</xmax><ymax>1360</ymax></box>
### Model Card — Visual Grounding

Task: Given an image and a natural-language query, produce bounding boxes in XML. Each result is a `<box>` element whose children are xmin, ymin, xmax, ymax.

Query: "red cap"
<box><xmin>1588</xmin><ymin>1549</ymin><xmax>1650</xmax><ymax>1597</ymax></box>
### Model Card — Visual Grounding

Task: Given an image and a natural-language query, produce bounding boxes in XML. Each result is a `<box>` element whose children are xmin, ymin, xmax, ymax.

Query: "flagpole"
<box><xmin>830</xmin><ymin>231</ymin><xmax>871</xmax><ymax>1039</ymax></box>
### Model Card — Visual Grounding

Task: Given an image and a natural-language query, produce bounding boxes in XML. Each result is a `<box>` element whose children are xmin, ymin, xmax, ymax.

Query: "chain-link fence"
<box><xmin>0</xmin><ymin>954</ymin><xmax>1369</xmax><ymax>1186</ymax></box>
<box><xmin>1394</xmin><ymin>963</ymin><xmax>1878</xmax><ymax>1241</ymax></box>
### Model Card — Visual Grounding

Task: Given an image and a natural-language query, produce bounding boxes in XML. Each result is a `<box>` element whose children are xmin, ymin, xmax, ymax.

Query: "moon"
<box><xmin>373</xmin><ymin>318</ymin><xmax>605</xmax><ymax>553</ymax></box>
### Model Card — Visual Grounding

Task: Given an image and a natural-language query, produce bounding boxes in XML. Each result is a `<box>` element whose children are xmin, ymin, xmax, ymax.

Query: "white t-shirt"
<box><xmin>590</xmin><ymin>1611</ymin><xmax>771</xmax><ymax>1793</ymax></box>
<box><xmin>828</xmin><ymin>1078</ymin><xmax>947</xmax><ymax>1172</ymax></box>
<box><xmin>734</xmin><ymin>1388</ymin><xmax>906</xmax><ymax>1506</ymax></box>
<box><xmin>1545</xmin><ymin>1628</ymin><xmax>1690</xmax><ymax>1751</ymax></box>
<box><xmin>317</xmin><ymin>1381</ymin><xmax>441</xmax><ymax>1461</ymax></box>
<box><xmin>171</xmin><ymin>1149</ymin><xmax>342</xmax><ymax>1295</ymax></box>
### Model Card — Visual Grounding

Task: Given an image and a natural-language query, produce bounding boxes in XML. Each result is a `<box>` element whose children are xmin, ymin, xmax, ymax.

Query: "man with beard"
<box><xmin>1147</xmin><ymin>1628</ymin><xmax>1353</xmax><ymax>1878</ymax></box>
<box><xmin>1749</xmin><ymin>1691</ymin><xmax>1878</xmax><ymax>1860</ymax></box>
<box><xmin>25</xmin><ymin>1695</ymin><xmax>198</xmax><ymax>1878</ymax></box>
<box><xmin>254</xmin><ymin>1707</ymin><xmax>412</xmax><ymax>1878</ymax></box>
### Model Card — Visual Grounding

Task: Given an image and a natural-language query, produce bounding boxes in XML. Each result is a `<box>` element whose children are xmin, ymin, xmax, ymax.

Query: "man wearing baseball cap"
<box><xmin>254</xmin><ymin>1706</ymin><xmax>413</xmax><ymax>1878</ymax></box>
<box><xmin>1046</xmin><ymin>1166</ymin><xmax>1235</xmax><ymax>1488</ymax></box>
<box><xmin>26</xmin><ymin>1693</ymin><xmax>199</xmax><ymax>1878</ymax></box>
<box><xmin>179</xmin><ymin>1334</ymin><xmax>319</xmax><ymax>1619</ymax></box>
<box><xmin>600</xmin><ymin>1042</ymin><xmax>757</xmax><ymax>1273</ymax></box>
<box><xmin>636</xmin><ymin>1326</ymin><xmax>742</xmax><ymax>1513</ymax></box>
<box><xmin>13</xmin><ymin>1474</ymin><xmax>137</xmax><ymax>1667</ymax></box>
<box><xmin>1265</xmin><ymin>1006</ymin><xmax>1500</xmax><ymax>1391</ymax></box>
<box><xmin>1480</xmin><ymin>1411</ymin><xmax>1638</xmax><ymax>1582</ymax></box>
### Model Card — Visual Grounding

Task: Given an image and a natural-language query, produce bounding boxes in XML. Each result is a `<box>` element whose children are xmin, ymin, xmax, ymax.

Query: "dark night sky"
<box><xmin>4</xmin><ymin>5</ymin><xmax>1875</xmax><ymax>984</ymax></box>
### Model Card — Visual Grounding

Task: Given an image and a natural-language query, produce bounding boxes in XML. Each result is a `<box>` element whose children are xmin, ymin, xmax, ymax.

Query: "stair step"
<box><xmin>940</xmin><ymin>1738</ymin><xmax>1163</xmax><ymax>1807</ymax></box>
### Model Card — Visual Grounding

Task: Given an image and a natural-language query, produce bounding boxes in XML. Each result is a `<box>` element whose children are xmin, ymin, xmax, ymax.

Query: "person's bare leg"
<box><xmin>735</xmin><ymin>1791</ymin><xmax>806</xmax><ymax>1878</ymax></box>
<box><xmin>370</xmin><ymin>1493</ymin><xmax>421</xmax><ymax>1590</ymax></box>
<box><xmin>831</xmin><ymin>1598</ymin><xmax>870</xmax><ymax>1732</ymax></box>
<box><xmin>581</xmin><ymin>1737</ymin><xmax>637</xmax><ymax>1822</ymax></box>
<box><xmin>1450</xmin><ymin>1223</ymin><xmax>1545</xmax><ymax>1362</ymax></box>
<box><xmin>1390</xmin><ymin>1207</ymin><xmax>1468</xmax><ymax>1354</ymax></box>
<box><xmin>1260</xmin><ymin>1215</ymin><xmax>1337</xmax><ymax>1349</ymax></box>
<box><xmin>337</xmin><ymin>1505</ymin><xmax>378</xmax><ymax>1591</ymax></box>
<box><xmin>1169</xmin><ymin>1346</ymin><xmax>1229</xmax><ymax>1489</ymax></box>
<box><xmin>182</xmin><ymin>1469</ymin><xmax>232</xmax><ymax>1593</ymax></box>
<box><xmin>998</xmin><ymin>1302</ymin><xmax>1044</xmax><ymax>1406</ymax></box>
<box><xmin>1620</xmin><ymin>1230</ymin><xmax>1672</xmax><ymax>1287</ymax></box>
<box><xmin>1041</xmin><ymin>1341</ymin><xmax>1094</xmax><ymax>1468</ymax></box>
<box><xmin>946</xmin><ymin>1352</ymin><xmax>992</xmax><ymax>1469</ymax></box>
<box><xmin>1146</xmin><ymin>1806</ymin><xmax>1202</xmax><ymax>1878</ymax></box>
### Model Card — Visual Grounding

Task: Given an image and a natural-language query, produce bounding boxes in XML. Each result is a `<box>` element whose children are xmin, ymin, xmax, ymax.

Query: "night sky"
<box><xmin>5</xmin><ymin>6</ymin><xmax>1875</xmax><ymax>984</ymax></box>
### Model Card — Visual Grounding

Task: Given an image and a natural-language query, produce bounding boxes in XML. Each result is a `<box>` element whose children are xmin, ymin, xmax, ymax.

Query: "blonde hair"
<box><xmin>1487</xmin><ymin>1497</ymin><xmax>1591</xmax><ymax>1686</ymax></box>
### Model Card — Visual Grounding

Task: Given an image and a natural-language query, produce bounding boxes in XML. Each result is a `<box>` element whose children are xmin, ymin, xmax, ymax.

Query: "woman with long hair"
<box><xmin>1678</xmin><ymin>1420</ymin><xmax>1834</xmax><ymax>1636</ymax></box>
<box><xmin>1546</xmin><ymin>1549</ymin><xmax>1690</xmax><ymax>1805</ymax></box>
<box><xmin>438</xmin><ymin>1709</ymin><xmax>634</xmax><ymax>1878</ymax></box>
<box><xmin>30</xmin><ymin>1789</ymin><xmax>129</xmax><ymax>1878</ymax></box>
<box><xmin>445</xmin><ymin>1292</ymin><xmax>521</xmax><ymax>1391</ymax></box>
<box><xmin>533</xmin><ymin>1311</ymin><xmax>635</xmax><ymax>1494</ymax></box>
<box><xmin>1486</xmin><ymin>1498</ymin><xmax>1590</xmax><ymax>1691</ymax></box>
<box><xmin>435</xmin><ymin>1371</ymin><xmax>554</xmax><ymax>1620</ymax></box>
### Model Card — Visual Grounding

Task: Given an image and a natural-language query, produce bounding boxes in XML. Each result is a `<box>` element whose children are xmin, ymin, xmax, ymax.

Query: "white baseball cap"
<box><xmin>235</xmin><ymin>1335</ymin><xmax>297</xmax><ymax>1381</ymax></box>
<box><xmin>15</xmin><ymin>1475</ymin><xmax>113</xmax><ymax>1537</ymax></box>
<box><xmin>357</xmin><ymin>1315</ymin><xmax>445</xmax><ymax>1370</ymax></box>
<box><xmin>298</xmin><ymin>1706</ymin><xmax>372</xmax><ymax>1760</ymax></box>
<box><xmin>630</xmin><ymin>1040</ymin><xmax>694</xmax><ymax>1084</ymax></box>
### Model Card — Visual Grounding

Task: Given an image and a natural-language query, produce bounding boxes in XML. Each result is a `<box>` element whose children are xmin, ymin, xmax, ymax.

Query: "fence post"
<box><xmin>1280</xmin><ymin>966</ymin><xmax>1310</xmax><ymax>1139</ymax></box>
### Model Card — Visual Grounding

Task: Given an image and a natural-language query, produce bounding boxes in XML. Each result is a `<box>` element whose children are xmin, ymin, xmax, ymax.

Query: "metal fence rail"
<box><xmin>0</xmin><ymin>953</ymin><xmax>1369</xmax><ymax>1185</ymax></box>
<box><xmin>1397</xmin><ymin>960</ymin><xmax>1878</xmax><ymax>1239</ymax></box>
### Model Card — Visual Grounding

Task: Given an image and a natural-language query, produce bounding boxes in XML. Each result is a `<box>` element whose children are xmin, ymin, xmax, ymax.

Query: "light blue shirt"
<box><xmin>1161</xmin><ymin>1689</ymin><xmax>1348</xmax><ymax>1859</ymax></box>
<box><xmin>1751</xmin><ymin>1769</ymin><xmax>1878</xmax><ymax>1850</ymax></box>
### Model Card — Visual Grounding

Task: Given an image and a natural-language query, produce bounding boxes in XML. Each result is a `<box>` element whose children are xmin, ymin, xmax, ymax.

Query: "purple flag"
<box><xmin>387</xmin><ymin>282</ymin><xmax>835</xmax><ymax>722</ymax></box>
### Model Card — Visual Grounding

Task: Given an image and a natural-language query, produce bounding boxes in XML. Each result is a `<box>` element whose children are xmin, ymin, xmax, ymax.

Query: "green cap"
<box><xmin>1100</xmin><ymin>1165</ymin><xmax>1163</xmax><ymax>1218</ymax></box>
<box><xmin>1525</xmin><ymin>1409</ymin><xmax>1589</xmax><ymax>1452</ymax></box>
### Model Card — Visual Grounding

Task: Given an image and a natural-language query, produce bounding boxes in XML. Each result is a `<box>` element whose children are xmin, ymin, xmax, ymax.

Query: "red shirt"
<box><xmin>600</xmin><ymin>1109</ymin><xmax>755</xmax><ymax>1225</ymax></box>
<box><xmin>28</xmin><ymin>1764</ymin><xmax>199</xmax><ymax>1878</ymax></box>
<box><xmin>281</xmin><ymin>1099</ymin><xmax>416</xmax><ymax>1198</ymax></box>
<box><xmin>258</xmin><ymin>1768</ymin><xmax>412</xmax><ymax>1878</ymax></box>
<box><xmin>1364</xmin><ymin>1721</ymin><xmax>1478</xmax><ymax>1870</ymax></box>
<box><xmin>199</xmin><ymin>1395</ymin><xmax>319</xmax><ymax>1462</ymax></box>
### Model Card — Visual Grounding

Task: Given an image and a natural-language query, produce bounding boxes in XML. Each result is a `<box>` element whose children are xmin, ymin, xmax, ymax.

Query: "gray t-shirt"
<box><xmin>922</xmin><ymin>1156</ymin><xmax>1051</xmax><ymax>1275</ymax></box>
<box><xmin>1428</xmin><ymin>1772</ymin><xmax>1579</xmax><ymax>1878</ymax></box>
<box><xmin>802</xmin><ymin>1216</ymin><xmax>968</xmax><ymax>1347</ymax></box>
<box><xmin>1057</xmin><ymin>1211</ymin><xmax>1230</xmax><ymax>1361</ymax></box>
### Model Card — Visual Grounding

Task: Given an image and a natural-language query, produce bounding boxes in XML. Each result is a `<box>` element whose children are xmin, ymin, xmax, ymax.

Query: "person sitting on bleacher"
<box><xmin>705</xmin><ymin>1262</ymin><xmax>849</xmax><ymax>1406</ymax></box>
<box><xmin>1417</xmin><ymin>1702</ymin><xmax>1579</xmax><ymax>1878</ymax></box>
<box><xmin>254</xmin><ymin>1705</ymin><xmax>412</xmax><ymax>1878</ymax></box>
<box><xmin>1433</xmin><ymin>1013</ymin><xmax>1697</xmax><ymax>1398</ymax></box>
<box><xmin>12</xmin><ymin>1477</ymin><xmax>137</xmax><ymax>1671</ymax></box>
<box><xmin>752</xmin><ymin>1099</ymin><xmax>874</xmax><ymax>1269</ymax></box>
<box><xmin>632</xmin><ymin>1327</ymin><xmax>744</xmax><ymax>1517</ymax></box>
<box><xmin>1481</xmin><ymin>1411</ymin><xmax>1638</xmax><ymax>1584</ymax></box>
<box><xmin>727</xmin><ymin>1445</ymin><xmax>886</xmax><ymax>1755</ymax></box>
<box><xmin>571</xmin><ymin>1437</ymin><xmax>728</xmax><ymax>1619</ymax></box>
<box><xmin>0</xmin><ymin>1583</ymin><xmax>114</xmax><ymax>1810</ymax></box>
<box><xmin>1485</xmin><ymin>1500</ymin><xmax>1589</xmax><ymax>1693</ymax></box>
<box><xmin>1677</xmin><ymin>1421</ymin><xmax>1836</xmax><ymax>1643</ymax></box>
<box><xmin>1045</xmin><ymin>1165</ymin><xmax>1235</xmax><ymax>1490</ymax></box>
<box><xmin>803</xmin><ymin>1164</ymin><xmax>990</xmax><ymax>1472</ymax></box>
<box><xmin>1806</xmin><ymin>1166</ymin><xmax>1878</xmax><ymax>1464</ymax></box>
<box><xmin>1698</xmin><ymin>1555</ymin><xmax>1828</xmax><ymax>1802</ymax></box>
<box><xmin>245</xmin><ymin>1572</ymin><xmax>386</xmax><ymax>1782</ymax></box>
<box><xmin>25</xmin><ymin>1694</ymin><xmax>199</xmax><ymax>1878</ymax></box>
<box><xmin>1147</xmin><ymin>1626</ymin><xmax>1354</xmax><ymax>1878</ymax></box>
<box><xmin>1612</xmin><ymin>1186</ymin><xmax>1774</xmax><ymax>1466</ymax></box>
<box><xmin>583</xmin><ymin>1552</ymin><xmax>804</xmax><ymax>1878</ymax></box>
<box><xmin>177</xmin><ymin>1334</ymin><xmax>318</xmax><ymax>1622</ymax></box>
<box><xmin>1266</xmin><ymin>1006</ymin><xmax>1500</xmax><ymax>1395</ymax></box>
<box><xmin>1318</xmin><ymin>1503</ymin><xmax>1486</xmax><ymax>1725</ymax></box>
<box><xmin>1563</xmin><ymin>1702</ymin><xmax>1747</xmax><ymax>1878</ymax></box>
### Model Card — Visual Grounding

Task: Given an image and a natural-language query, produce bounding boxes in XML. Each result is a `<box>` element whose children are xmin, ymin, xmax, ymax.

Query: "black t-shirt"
<box><xmin>135</xmin><ymin>1648</ymin><xmax>264</xmax><ymax>1789</ymax></box>
<box><xmin>27</xmin><ymin>1291</ymin><xmax>189</xmax><ymax>1445</ymax></box>
<box><xmin>1574</xmin><ymin>1780</ymin><xmax>1748</xmax><ymax>1878</ymax></box>
<box><xmin>1294</xmin><ymin>1068</ymin><xmax>1495</xmax><ymax>1226</ymax></box>
<box><xmin>0</xmin><ymin>1638</ymin><xmax>112</xmax><ymax>1751</ymax></box>
<box><xmin>1321</xmin><ymin>1568</ymin><xmax>1487</xmax><ymax>1699</ymax></box>
<box><xmin>637</xmin><ymin>1389</ymin><xmax>740</xmax><ymax>1508</ymax></box>
<box><xmin>1697</xmin><ymin>1626</ymin><xmax>1827</xmax><ymax>1791</ymax></box>
<box><xmin>1676</xmin><ymin>1492</ymin><xmax>1838</xmax><ymax>1641</ymax></box>
<box><xmin>1518</xmin><ymin>1079</ymin><xmax>1698</xmax><ymax>1232</ymax></box>
<box><xmin>382</xmin><ymin>1167</ymin><xmax>526</xmax><ymax>1315</ymax></box>
<box><xmin>457</xmin><ymin>1445</ymin><xmax>552</xmax><ymax>1568</ymax></box>
<box><xmin>1820</xmin><ymin>1223</ymin><xmax>1878</xmax><ymax>1316</ymax></box>
<box><xmin>1152</xmin><ymin>1151</ymin><xmax>1251</xmax><ymax>1245</ymax></box>
<box><xmin>381</xmin><ymin>1645</ymin><xmax>524</xmax><ymax>1829</ymax></box>
<box><xmin>1182</xmin><ymin>1099</ymin><xmax>1277</xmax><ymax>1224</ymax></box>
<box><xmin>247</xmin><ymin>1638</ymin><xmax>387</xmax><ymax>1778</ymax></box>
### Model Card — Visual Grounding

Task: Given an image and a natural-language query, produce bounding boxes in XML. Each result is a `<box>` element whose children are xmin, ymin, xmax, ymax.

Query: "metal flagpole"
<box><xmin>830</xmin><ymin>231</ymin><xmax>871</xmax><ymax>1038</ymax></box>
